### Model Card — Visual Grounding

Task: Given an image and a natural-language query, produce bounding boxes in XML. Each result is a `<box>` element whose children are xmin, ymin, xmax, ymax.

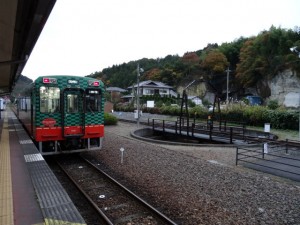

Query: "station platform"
<box><xmin>0</xmin><ymin>109</ymin><xmax>86</xmax><ymax>225</ymax></box>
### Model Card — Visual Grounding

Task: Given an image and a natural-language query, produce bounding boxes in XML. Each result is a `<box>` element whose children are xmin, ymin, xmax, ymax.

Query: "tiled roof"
<box><xmin>106</xmin><ymin>87</ymin><xmax>127</xmax><ymax>92</ymax></box>
<box><xmin>128</xmin><ymin>80</ymin><xmax>173</xmax><ymax>89</ymax></box>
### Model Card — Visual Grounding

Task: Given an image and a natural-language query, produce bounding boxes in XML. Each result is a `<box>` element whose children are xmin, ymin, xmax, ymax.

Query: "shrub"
<box><xmin>160</xmin><ymin>105</ymin><xmax>180</xmax><ymax>116</ymax></box>
<box><xmin>104</xmin><ymin>113</ymin><xmax>118</xmax><ymax>125</ymax></box>
<box><xmin>146</xmin><ymin>107</ymin><xmax>162</xmax><ymax>114</ymax></box>
<box><xmin>268</xmin><ymin>100</ymin><xmax>279</xmax><ymax>110</ymax></box>
<box><xmin>264</xmin><ymin>109</ymin><xmax>298</xmax><ymax>130</ymax></box>
<box><xmin>189</xmin><ymin>106</ymin><xmax>209</xmax><ymax>119</ymax></box>
<box><xmin>243</xmin><ymin>106</ymin><xmax>268</xmax><ymax>126</ymax></box>
<box><xmin>222</xmin><ymin>104</ymin><xmax>245</xmax><ymax>122</ymax></box>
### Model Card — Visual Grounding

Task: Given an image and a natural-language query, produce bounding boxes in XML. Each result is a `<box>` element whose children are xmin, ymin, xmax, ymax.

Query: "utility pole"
<box><xmin>137</xmin><ymin>63</ymin><xmax>140</xmax><ymax>127</ymax></box>
<box><xmin>225</xmin><ymin>67</ymin><xmax>231</xmax><ymax>106</ymax></box>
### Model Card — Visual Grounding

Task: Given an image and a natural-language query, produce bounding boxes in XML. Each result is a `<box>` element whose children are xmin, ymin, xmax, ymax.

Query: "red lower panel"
<box><xmin>36</xmin><ymin>127</ymin><xmax>62</xmax><ymax>141</ymax></box>
<box><xmin>84</xmin><ymin>125</ymin><xmax>104</xmax><ymax>138</ymax></box>
<box><xmin>64</xmin><ymin>126</ymin><xmax>83</xmax><ymax>136</ymax></box>
<box><xmin>35</xmin><ymin>125</ymin><xmax>104</xmax><ymax>142</ymax></box>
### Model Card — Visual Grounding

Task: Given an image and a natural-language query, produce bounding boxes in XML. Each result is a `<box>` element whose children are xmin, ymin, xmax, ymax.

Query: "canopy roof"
<box><xmin>0</xmin><ymin>0</ymin><xmax>56</xmax><ymax>96</ymax></box>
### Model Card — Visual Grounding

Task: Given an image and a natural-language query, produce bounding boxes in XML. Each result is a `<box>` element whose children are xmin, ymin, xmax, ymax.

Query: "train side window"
<box><xmin>86</xmin><ymin>90</ymin><xmax>101</xmax><ymax>112</ymax></box>
<box><xmin>40</xmin><ymin>86</ymin><xmax>60</xmax><ymax>113</ymax></box>
<box><xmin>66</xmin><ymin>94</ymin><xmax>80</xmax><ymax>113</ymax></box>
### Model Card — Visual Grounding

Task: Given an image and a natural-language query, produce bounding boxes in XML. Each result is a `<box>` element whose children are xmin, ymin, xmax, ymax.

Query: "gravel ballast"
<box><xmin>86</xmin><ymin>122</ymin><xmax>300</xmax><ymax>225</ymax></box>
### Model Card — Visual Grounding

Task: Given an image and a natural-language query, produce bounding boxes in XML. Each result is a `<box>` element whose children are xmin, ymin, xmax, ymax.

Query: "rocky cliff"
<box><xmin>176</xmin><ymin>70</ymin><xmax>300</xmax><ymax>107</ymax></box>
<box><xmin>268</xmin><ymin>70</ymin><xmax>300</xmax><ymax>108</ymax></box>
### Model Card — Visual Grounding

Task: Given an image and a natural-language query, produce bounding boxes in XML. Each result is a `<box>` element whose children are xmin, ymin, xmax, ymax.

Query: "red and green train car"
<box><xmin>14</xmin><ymin>75</ymin><xmax>105</xmax><ymax>155</ymax></box>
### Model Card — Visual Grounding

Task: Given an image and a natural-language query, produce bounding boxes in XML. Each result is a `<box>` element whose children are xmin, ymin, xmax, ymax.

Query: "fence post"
<box><xmin>209</xmin><ymin>124</ymin><xmax>212</xmax><ymax>140</ymax></box>
<box><xmin>192</xmin><ymin>123</ymin><xmax>194</xmax><ymax>137</ymax></box>
<box><xmin>187</xmin><ymin>118</ymin><xmax>189</xmax><ymax>137</ymax></box>
<box><xmin>262</xmin><ymin>143</ymin><xmax>265</xmax><ymax>159</ymax></box>
<box><xmin>179</xmin><ymin>118</ymin><xmax>182</xmax><ymax>135</ymax></box>
<box><xmin>175</xmin><ymin>121</ymin><xmax>177</xmax><ymax>134</ymax></box>
<box><xmin>285</xmin><ymin>139</ymin><xmax>288</xmax><ymax>154</ymax></box>
<box><xmin>236</xmin><ymin>147</ymin><xmax>239</xmax><ymax>165</ymax></box>
<box><xmin>163</xmin><ymin>120</ymin><xmax>165</xmax><ymax>133</ymax></box>
<box><xmin>152</xmin><ymin>119</ymin><xmax>154</xmax><ymax>132</ymax></box>
<box><xmin>230</xmin><ymin>127</ymin><xmax>233</xmax><ymax>144</ymax></box>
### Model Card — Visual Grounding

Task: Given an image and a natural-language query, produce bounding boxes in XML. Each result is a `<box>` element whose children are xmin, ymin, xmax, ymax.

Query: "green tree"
<box><xmin>236</xmin><ymin>26</ymin><xmax>300</xmax><ymax>89</ymax></box>
<box><xmin>218</xmin><ymin>37</ymin><xmax>248</xmax><ymax>69</ymax></box>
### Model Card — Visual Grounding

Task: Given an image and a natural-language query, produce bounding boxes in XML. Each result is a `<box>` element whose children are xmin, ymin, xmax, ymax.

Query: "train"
<box><xmin>0</xmin><ymin>98</ymin><xmax>6</xmax><ymax>110</ymax></box>
<box><xmin>13</xmin><ymin>75</ymin><xmax>105</xmax><ymax>155</ymax></box>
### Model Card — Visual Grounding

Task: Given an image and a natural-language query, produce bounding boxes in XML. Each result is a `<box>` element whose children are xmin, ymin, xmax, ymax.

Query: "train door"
<box><xmin>62</xmin><ymin>88</ymin><xmax>85</xmax><ymax>138</ymax></box>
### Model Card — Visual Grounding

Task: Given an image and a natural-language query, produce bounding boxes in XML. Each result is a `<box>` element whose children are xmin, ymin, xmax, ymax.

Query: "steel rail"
<box><xmin>55</xmin><ymin>160</ymin><xmax>114</xmax><ymax>225</ymax></box>
<box><xmin>81</xmin><ymin>156</ymin><xmax>178</xmax><ymax>225</ymax></box>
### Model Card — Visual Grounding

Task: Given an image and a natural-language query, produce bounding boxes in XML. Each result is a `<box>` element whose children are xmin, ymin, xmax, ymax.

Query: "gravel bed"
<box><xmin>85</xmin><ymin>122</ymin><xmax>300</xmax><ymax>225</ymax></box>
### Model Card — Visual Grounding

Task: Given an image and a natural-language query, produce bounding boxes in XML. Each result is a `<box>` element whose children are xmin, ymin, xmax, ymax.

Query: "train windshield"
<box><xmin>40</xmin><ymin>86</ymin><xmax>60</xmax><ymax>113</ymax></box>
<box><xmin>86</xmin><ymin>89</ymin><xmax>101</xmax><ymax>112</ymax></box>
<box><xmin>66</xmin><ymin>94</ymin><xmax>81</xmax><ymax>113</ymax></box>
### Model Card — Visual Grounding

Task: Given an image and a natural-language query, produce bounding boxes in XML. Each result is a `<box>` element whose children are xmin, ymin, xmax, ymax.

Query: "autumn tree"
<box><xmin>200</xmin><ymin>50</ymin><xmax>229</xmax><ymax>94</ymax></box>
<box><xmin>143</xmin><ymin>68</ymin><xmax>161</xmax><ymax>81</ymax></box>
<box><xmin>181</xmin><ymin>52</ymin><xmax>200</xmax><ymax>64</ymax></box>
<box><xmin>201</xmin><ymin>50</ymin><xmax>229</xmax><ymax>74</ymax></box>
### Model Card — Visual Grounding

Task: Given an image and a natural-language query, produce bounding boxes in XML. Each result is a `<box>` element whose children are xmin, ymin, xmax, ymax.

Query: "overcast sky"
<box><xmin>22</xmin><ymin>0</ymin><xmax>300</xmax><ymax>80</ymax></box>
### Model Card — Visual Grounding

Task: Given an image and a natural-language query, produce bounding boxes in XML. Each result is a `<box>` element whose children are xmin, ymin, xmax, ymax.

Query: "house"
<box><xmin>127</xmin><ymin>80</ymin><xmax>177</xmax><ymax>98</ymax></box>
<box><xmin>106</xmin><ymin>87</ymin><xmax>127</xmax><ymax>93</ymax></box>
<box><xmin>106</xmin><ymin>87</ymin><xmax>127</xmax><ymax>102</ymax></box>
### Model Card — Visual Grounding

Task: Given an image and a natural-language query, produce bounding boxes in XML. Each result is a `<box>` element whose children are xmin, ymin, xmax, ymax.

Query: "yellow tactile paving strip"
<box><xmin>0</xmin><ymin>112</ymin><xmax>14</xmax><ymax>225</ymax></box>
<box><xmin>0</xmin><ymin>110</ymin><xmax>87</xmax><ymax>225</ymax></box>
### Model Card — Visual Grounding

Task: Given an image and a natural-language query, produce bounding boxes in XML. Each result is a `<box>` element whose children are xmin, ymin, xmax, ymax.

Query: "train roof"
<box><xmin>34</xmin><ymin>75</ymin><xmax>104</xmax><ymax>87</ymax></box>
<box><xmin>34</xmin><ymin>75</ymin><xmax>102</xmax><ymax>80</ymax></box>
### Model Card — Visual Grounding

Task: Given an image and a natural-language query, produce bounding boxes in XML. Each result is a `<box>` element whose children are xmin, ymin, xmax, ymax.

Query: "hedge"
<box><xmin>114</xmin><ymin>103</ymin><xmax>299</xmax><ymax>130</ymax></box>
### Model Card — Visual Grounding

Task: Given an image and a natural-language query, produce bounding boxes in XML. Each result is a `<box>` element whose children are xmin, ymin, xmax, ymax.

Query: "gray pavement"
<box><xmin>112</xmin><ymin>111</ymin><xmax>300</xmax><ymax>183</ymax></box>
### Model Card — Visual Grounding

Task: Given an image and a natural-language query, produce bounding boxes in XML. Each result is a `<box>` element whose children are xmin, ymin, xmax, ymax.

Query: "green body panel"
<box><xmin>34</xmin><ymin>75</ymin><xmax>105</xmax><ymax>127</ymax></box>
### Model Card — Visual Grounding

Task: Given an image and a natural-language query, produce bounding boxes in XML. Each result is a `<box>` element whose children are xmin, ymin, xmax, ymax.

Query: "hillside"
<box><xmin>11</xmin><ymin>75</ymin><xmax>33</xmax><ymax>99</ymax></box>
<box><xmin>89</xmin><ymin>26</ymin><xmax>300</xmax><ymax>102</ymax></box>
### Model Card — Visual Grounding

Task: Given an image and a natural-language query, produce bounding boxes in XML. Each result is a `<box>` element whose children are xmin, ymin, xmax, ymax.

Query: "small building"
<box><xmin>106</xmin><ymin>87</ymin><xmax>127</xmax><ymax>102</ymax></box>
<box><xmin>188</xmin><ymin>96</ymin><xmax>202</xmax><ymax>105</ymax></box>
<box><xmin>128</xmin><ymin>80</ymin><xmax>177</xmax><ymax>98</ymax></box>
<box><xmin>106</xmin><ymin>87</ymin><xmax>127</xmax><ymax>93</ymax></box>
<box><xmin>104</xmin><ymin>101</ymin><xmax>114</xmax><ymax>113</ymax></box>
<box><xmin>121</xmin><ymin>94</ymin><xmax>135</xmax><ymax>103</ymax></box>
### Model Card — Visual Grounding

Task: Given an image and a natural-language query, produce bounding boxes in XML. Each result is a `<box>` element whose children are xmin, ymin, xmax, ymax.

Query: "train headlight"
<box><xmin>43</xmin><ymin>78</ymin><xmax>57</xmax><ymax>84</ymax></box>
<box><xmin>88</xmin><ymin>80</ymin><xmax>100</xmax><ymax>87</ymax></box>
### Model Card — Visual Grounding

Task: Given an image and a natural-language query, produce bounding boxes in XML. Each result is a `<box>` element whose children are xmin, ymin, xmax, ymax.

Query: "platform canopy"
<box><xmin>0</xmin><ymin>0</ymin><xmax>56</xmax><ymax>96</ymax></box>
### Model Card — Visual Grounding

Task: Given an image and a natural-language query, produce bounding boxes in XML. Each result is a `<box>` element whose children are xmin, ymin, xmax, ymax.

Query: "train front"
<box><xmin>34</xmin><ymin>76</ymin><xmax>105</xmax><ymax>154</ymax></box>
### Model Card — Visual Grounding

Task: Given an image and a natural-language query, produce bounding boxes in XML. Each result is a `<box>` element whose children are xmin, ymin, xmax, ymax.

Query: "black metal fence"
<box><xmin>150</xmin><ymin>118</ymin><xmax>247</xmax><ymax>144</ymax></box>
<box><xmin>236</xmin><ymin>141</ymin><xmax>300</xmax><ymax>178</ymax></box>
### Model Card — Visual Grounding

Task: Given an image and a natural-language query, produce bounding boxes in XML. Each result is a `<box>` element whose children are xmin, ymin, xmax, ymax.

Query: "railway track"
<box><xmin>55</xmin><ymin>155</ymin><xmax>178</xmax><ymax>225</ymax></box>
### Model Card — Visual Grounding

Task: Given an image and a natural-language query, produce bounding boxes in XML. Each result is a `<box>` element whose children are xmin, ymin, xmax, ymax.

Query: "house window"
<box><xmin>145</xmin><ymin>89</ymin><xmax>154</xmax><ymax>95</ymax></box>
<box><xmin>160</xmin><ymin>89</ymin><xmax>168</xmax><ymax>94</ymax></box>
